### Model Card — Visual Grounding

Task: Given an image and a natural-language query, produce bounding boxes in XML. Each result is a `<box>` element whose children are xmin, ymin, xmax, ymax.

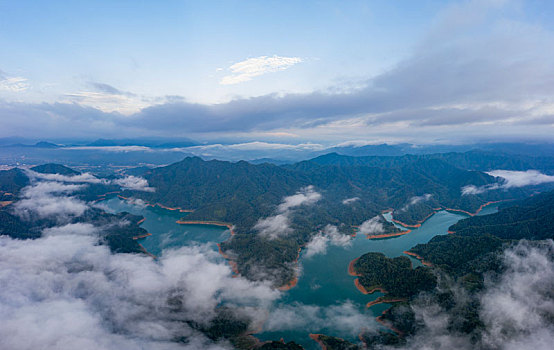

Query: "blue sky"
<box><xmin>1</xmin><ymin>0</ymin><xmax>553</xmax><ymax>144</ymax></box>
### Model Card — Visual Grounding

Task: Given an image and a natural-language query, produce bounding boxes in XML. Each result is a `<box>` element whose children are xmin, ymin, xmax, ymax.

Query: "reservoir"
<box><xmin>100</xmin><ymin>196</ymin><xmax>497</xmax><ymax>349</ymax></box>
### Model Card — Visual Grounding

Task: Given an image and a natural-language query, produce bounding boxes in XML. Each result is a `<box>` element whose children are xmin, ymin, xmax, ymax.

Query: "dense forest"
<box><xmin>1</xmin><ymin>156</ymin><xmax>554</xmax><ymax>349</ymax></box>
<box><xmin>0</xmin><ymin>164</ymin><xmax>147</xmax><ymax>254</ymax></box>
<box><xmin>350</xmin><ymin>190</ymin><xmax>554</xmax><ymax>349</ymax></box>
<box><xmin>353</xmin><ymin>253</ymin><xmax>436</xmax><ymax>299</ymax></box>
<box><xmin>123</xmin><ymin>153</ymin><xmax>541</xmax><ymax>286</ymax></box>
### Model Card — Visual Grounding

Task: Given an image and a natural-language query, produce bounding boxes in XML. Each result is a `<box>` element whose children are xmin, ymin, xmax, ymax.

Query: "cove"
<box><xmin>255</xmin><ymin>204</ymin><xmax>498</xmax><ymax>349</ymax></box>
<box><xmin>99</xmin><ymin>197</ymin><xmax>230</xmax><ymax>257</ymax></box>
<box><xmin>100</xmin><ymin>196</ymin><xmax>497</xmax><ymax>349</ymax></box>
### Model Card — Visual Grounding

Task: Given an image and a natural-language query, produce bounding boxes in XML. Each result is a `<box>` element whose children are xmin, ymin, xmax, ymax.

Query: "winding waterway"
<box><xmin>99</xmin><ymin>197</ymin><xmax>230</xmax><ymax>256</ymax></box>
<box><xmin>100</xmin><ymin>196</ymin><xmax>497</xmax><ymax>349</ymax></box>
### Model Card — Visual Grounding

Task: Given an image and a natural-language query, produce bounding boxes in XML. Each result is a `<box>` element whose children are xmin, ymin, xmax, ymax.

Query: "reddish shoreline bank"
<box><xmin>132</xmin><ymin>233</ymin><xmax>152</xmax><ymax>240</ymax></box>
<box><xmin>403</xmin><ymin>251</ymin><xmax>433</xmax><ymax>267</ymax></box>
<box><xmin>376</xmin><ymin>309</ymin><xmax>405</xmax><ymax>335</ymax></box>
<box><xmin>349</xmin><ymin>258</ymin><xmax>387</xmax><ymax>294</ymax></box>
<box><xmin>444</xmin><ymin>200</ymin><xmax>504</xmax><ymax>216</ymax></box>
<box><xmin>366</xmin><ymin>229</ymin><xmax>412</xmax><ymax>240</ymax></box>
<box><xmin>217</xmin><ymin>243</ymin><xmax>240</xmax><ymax>275</ymax></box>
<box><xmin>390</xmin><ymin>200</ymin><xmax>502</xmax><ymax>228</ymax></box>
<box><xmin>278</xmin><ymin>247</ymin><xmax>302</xmax><ymax>291</ymax></box>
<box><xmin>366</xmin><ymin>296</ymin><xmax>406</xmax><ymax>308</ymax></box>
<box><xmin>309</xmin><ymin>334</ymin><xmax>328</xmax><ymax>350</ymax></box>
<box><xmin>348</xmin><ymin>258</ymin><xmax>361</xmax><ymax>276</ymax></box>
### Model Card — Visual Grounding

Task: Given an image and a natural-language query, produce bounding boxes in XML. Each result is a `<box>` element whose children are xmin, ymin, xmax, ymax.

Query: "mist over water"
<box><xmin>101</xmin><ymin>197</ymin><xmax>496</xmax><ymax>349</ymax></box>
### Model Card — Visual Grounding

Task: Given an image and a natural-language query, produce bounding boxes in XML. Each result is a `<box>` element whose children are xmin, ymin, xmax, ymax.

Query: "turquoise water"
<box><xmin>99</xmin><ymin>197</ymin><xmax>230</xmax><ymax>256</ymax></box>
<box><xmin>100</xmin><ymin>197</ymin><xmax>497</xmax><ymax>349</ymax></box>
<box><xmin>255</xmin><ymin>210</ymin><xmax>469</xmax><ymax>348</ymax></box>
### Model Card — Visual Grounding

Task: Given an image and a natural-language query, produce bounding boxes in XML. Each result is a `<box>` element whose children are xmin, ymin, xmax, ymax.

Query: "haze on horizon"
<box><xmin>1</xmin><ymin>0</ymin><xmax>554</xmax><ymax>145</ymax></box>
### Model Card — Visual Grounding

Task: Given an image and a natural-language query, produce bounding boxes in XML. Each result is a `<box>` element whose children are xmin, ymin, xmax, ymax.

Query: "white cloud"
<box><xmin>62</xmin><ymin>91</ymin><xmax>150</xmax><ymax>115</ymax></box>
<box><xmin>13</xmin><ymin>181</ymin><xmax>88</xmax><ymax>220</ymax></box>
<box><xmin>479</xmin><ymin>240</ymin><xmax>554</xmax><ymax>350</ymax></box>
<box><xmin>278</xmin><ymin>185</ymin><xmax>321</xmax><ymax>212</ymax></box>
<box><xmin>462</xmin><ymin>169</ymin><xmax>554</xmax><ymax>195</ymax></box>
<box><xmin>342</xmin><ymin>197</ymin><xmax>360</xmax><ymax>205</ymax></box>
<box><xmin>487</xmin><ymin>170</ymin><xmax>554</xmax><ymax>188</ymax></box>
<box><xmin>29</xmin><ymin>170</ymin><xmax>104</xmax><ymax>184</ymax></box>
<box><xmin>113</xmin><ymin>175</ymin><xmax>155</xmax><ymax>192</ymax></box>
<box><xmin>461</xmin><ymin>183</ymin><xmax>500</xmax><ymax>195</ymax></box>
<box><xmin>399</xmin><ymin>193</ymin><xmax>432</xmax><ymax>211</ymax></box>
<box><xmin>263</xmin><ymin>301</ymin><xmax>376</xmax><ymax>337</ymax></box>
<box><xmin>358</xmin><ymin>216</ymin><xmax>384</xmax><ymax>236</ymax></box>
<box><xmin>27</xmin><ymin>169</ymin><xmax>155</xmax><ymax>192</ymax></box>
<box><xmin>0</xmin><ymin>233</ymin><xmax>278</xmax><ymax>350</ymax></box>
<box><xmin>256</xmin><ymin>186</ymin><xmax>321</xmax><ymax>239</ymax></box>
<box><xmin>1</xmin><ymin>183</ymin><xmax>281</xmax><ymax>349</ymax></box>
<box><xmin>0</xmin><ymin>76</ymin><xmax>29</xmax><ymax>92</ymax></box>
<box><xmin>42</xmin><ymin>223</ymin><xmax>98</xmax><ymax>237</ymax></box>
<box><xmin>254</xmin><ymin>213</ymin><xmax>292</xmax><ymax>240</ymax></box>
<box><xmin>304</xmin><ymin>225</ymin><xmax>352</xmax><ymax>258</ymax></box>
<box><xmin>391</xmin><ymin>240</ymin><xmax>554</xmax><ymax>350</ymax></box>
<box><xmin>220</xmin><ymin>55</ymin><xmax>303</xmax><ymax>85</ymax></box>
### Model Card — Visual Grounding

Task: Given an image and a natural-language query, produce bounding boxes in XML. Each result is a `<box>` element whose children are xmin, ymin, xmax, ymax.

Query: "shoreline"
<box><xmin>366</xmin><ymin>296</ymin><xmax>407</xmax><ymax>308</ymax></box>
<box><xmin>278</xmin><ymin>247</ymin><xmax>302</xmax><ymax>291</ymax></box>
<box><xmin>137</xmin><ymin>242</ymin><xmax>156</xmax><ymax>259</ymax></box>
<box><xmin>349</xmin><ymin>258</ymin><xmax>388</xmax><ymax>295</ymax></box>
<box><xmin>277</xmin><ymin>276</ymin><xmax>299</xmax><ymax>291</ymax></box>
<box><xmin>132</xmin><ymin>232</ymin><xmax>152</xmax><ymax>240</ymax></box>
<box><xmin>366</xmin><ymin>229</ymin><xmax>412</xmax><ymax>240</ymax></box>
<box><xmin>376</xmin><ymin>309</ymin><xmax>405</xmax><ymax>335</ymax></box>
<box><xmin>403</xmin><ymin>251</ymin><xmax>433</xmax><ymax>267</ymax></box>
<box><xmin>116</xmin><ymin>195</ymin><xmax>195</xmax><ymax>213</ymax></box>
<box><xmin>350</xmin><ymin>255</ymin><xmax>407</xmax><ymax>337</ymax></box>
<box><xmin>348</xmin><ymin>257</ymin><xmax>360</xmax><ymax>276</ymax></box>
<box><xmin>390</xmin><ymin>200</ymin><xmax>503</xmax><ymax>228</ymax></box>
<box><xmin>309</xmin><ymin>334</ymin><xmax>328</xmax><ymax>350</ymax></box>
<box><xmin>354</xmin><ymin>279</ymin><xmax>386</xmax><ymax>295</ymax></box>
<box><xmin>391</xmin><ymin>210</ymin><xmax>436</xmax><ymax>228</ymax></box>
<box><xmin>217</xmin><ymin>243</ymin><xmax>240</xmax><ymax>275</ymax></box>
<box><xmin>443</xmin><ymin>200</ymin><xmax>504</xmax><ymax>216</ymax></box>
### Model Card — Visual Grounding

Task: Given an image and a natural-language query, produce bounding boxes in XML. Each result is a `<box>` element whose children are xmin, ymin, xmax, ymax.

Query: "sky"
<box><xmin>0</xmin><ymin>0</ymin><xmax>553</xmax><ymax>145</ymax></box>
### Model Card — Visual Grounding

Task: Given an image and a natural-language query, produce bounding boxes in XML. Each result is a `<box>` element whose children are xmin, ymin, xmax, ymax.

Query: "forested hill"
<box><xmin>353</xmin><ymin>190</ymin><xmax>554</xmax><ymax>349</ymax></box>
<box><xmin>408</xmin><ymin>190</ymin><xmax>554</xmax><ymax>280</ymax></box>
<box><xmin>134</xmin><ymin>153</ymin><xmax>525</xmax><ymax>230</ymax></box>
<box><xmin>30</xmin><ymin>163</ymin><xmax>81</xmax><ymax>175</ymax></box>
<box><xmin>448</xmin><ymin>190</ymin><xmax>554</xmax><ymax>240</ymax></box>
<box><xmin>125</xmin><ymin>153</ymin><xmax>539</xmax><ymax>286</ymax></box>
<box><xmin>134</xmin><ymin>157</ymin><xmax>311</xmax><ymax>231</ymax></box>
<box><xmin>0</xmin><ymin>168</ymin><xmax>29</xmax><ymax>196</ymax></box>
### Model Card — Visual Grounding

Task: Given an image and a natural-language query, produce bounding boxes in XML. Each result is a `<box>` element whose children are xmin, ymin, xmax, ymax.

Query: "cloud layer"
<box><xmin>1</xmin><ymin>172</ymin><xmax>281</xmax><ymax>350</ymax></box>
<box><xmin>220</xmin><ymin>56</ymin><xmax>303</xmax><ymax>85</ymax></box>
<box><xmin>263</xmin><ymin>301</ymin><xmax>376</xmax><ymax>337</ymax></box>
<box><xmin>304</xmin><ymin>225</ymin><xmax>352</xmax><ymax>258</ymax></box>
<box><xmin>255</xmin><ymin>185</ymin><xmax>321</xmax><ymax>239</ymax></box>
<box><xmin>358</xmin><ymin>216</ymin><xmax>385</xmax><ymax>236</ymax></box>
<box><xmin>388</xmin><ymin>240</ymin><xmax>554</xmax><ymax>350</ymax></box>
<box><xmin>462</xmin><ymin>169</ymin><xmax>554</xmax><ymax>195</ymax></box>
